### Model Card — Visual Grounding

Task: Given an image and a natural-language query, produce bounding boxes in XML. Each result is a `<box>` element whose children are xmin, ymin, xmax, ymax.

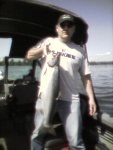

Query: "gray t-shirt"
<box><xmin>36</xmin><ymin>37</ymin><xmax>90</xmax><ymax>101</ymax></box>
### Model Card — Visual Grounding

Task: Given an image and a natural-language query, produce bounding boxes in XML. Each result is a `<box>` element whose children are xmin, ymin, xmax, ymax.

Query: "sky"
<box><xmin>0</xmin><ymin>0</ymin><xmax>113</xmax><ymax>62</ymax></box>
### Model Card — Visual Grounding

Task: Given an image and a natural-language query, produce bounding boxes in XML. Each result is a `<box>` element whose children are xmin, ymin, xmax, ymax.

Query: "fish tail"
<box><xmin>39</xmin><ymin>124</ymin><xmax>56</xmax><ymax>136</ymax></box>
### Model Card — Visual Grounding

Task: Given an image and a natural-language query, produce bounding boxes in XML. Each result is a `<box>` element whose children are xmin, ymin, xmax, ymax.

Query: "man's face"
<box><xmin>56</xmin><ymin>21</ymin><xmax>76</xmax><ymax>42</ymax></box>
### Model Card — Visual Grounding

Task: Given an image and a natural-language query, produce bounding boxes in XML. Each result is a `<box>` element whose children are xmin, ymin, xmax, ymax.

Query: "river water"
<box><xmin>0</xmin><ymin>64</ymin><xmax>113</xmax><ymax>116</ymax></box>
<box><xmin>90</xmin><ymin>64</ymin><xmax>113</xmax><ymax>116</ymax></box>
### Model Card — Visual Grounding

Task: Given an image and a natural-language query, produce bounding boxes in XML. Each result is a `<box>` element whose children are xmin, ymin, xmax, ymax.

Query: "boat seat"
<box><xmin>6</xmin><ymin>80</ymin><xmax>39</xmax><ymax>115</ymax></box>
<box><xmin>12</xmin><ymin>81</ymin><xmax>38</xmax><ymax>105</ymax></box>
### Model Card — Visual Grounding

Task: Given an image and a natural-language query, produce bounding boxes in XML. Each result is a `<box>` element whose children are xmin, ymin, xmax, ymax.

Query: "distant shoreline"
<box><xmin>0</xmin><ymin>60</ymin><xmax>113</xmax><ymax>66</ymax></box>
<box><xmin>89</xmin><ymin>61</ymin><xmax>113</xmax><ymax>65</ymax></box>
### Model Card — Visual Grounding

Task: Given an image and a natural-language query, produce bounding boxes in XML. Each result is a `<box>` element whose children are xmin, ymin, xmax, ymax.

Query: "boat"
<box><xmin>0</xmin><ymin>0</ymin><xmax>113</xmax><ymax>150</ymax></box>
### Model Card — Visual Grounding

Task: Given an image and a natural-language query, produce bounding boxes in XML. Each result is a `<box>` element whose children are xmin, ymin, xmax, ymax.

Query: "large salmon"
<box><xmin>39</xmin><ymin>53</ymin><xmax>60</xmax><ymax>134</ymax></box>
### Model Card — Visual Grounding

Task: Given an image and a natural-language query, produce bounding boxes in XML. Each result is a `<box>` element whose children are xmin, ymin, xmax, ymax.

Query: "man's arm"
<box><xmin>81</xmin><ymin>74</ymin><xmax>96</xmax><ymax>116</ymax></box>
<box><xmin>25</xmin><ymin>47</ymin><xmax>44</xmax><ymax>60</ymax></box>
<box><xmin>25</xmin><ymin>43</ymin><xmax>51</xmax><ymax>60</ymax></box>
<box><xmin>25</xmin><ymin>36</ymin><xmax>53</xmax><ymax>60</ymax></box>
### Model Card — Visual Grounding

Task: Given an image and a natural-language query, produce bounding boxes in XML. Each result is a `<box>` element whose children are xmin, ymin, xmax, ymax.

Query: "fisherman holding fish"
<box><xmin>26</xmin><ymin>14</ymin><xmax>96</xmax><ymax>150</ymax></box>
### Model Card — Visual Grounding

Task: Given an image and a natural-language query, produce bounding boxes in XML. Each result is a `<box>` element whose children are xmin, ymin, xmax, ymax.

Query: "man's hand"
<box><xmin>88</xmin><ymin>99</ymin><xmax>96</xmax><ymax>116</ymax></box>
<box><xmin>43</xmin><ymin>44</ymin><xmax>51</xmax><ymax>55</ymax></box>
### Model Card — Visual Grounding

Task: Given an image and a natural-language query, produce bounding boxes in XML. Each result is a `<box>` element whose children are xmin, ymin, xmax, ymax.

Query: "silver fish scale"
<box><xmin>41</xmin><ymin>56</ymin><xmax>60</xmax><ymax>127</ymax></box>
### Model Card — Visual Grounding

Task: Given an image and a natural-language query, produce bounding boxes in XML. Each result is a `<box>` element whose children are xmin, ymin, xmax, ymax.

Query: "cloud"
<box><xmin>97</xmin><ymin>52</ymin><xmax>111</xmax><ymax>56</ymax></box>
<box><xmin>89</xmin><ymin>51</ymin><xmax>113</xmax><ymax>62</ymax></box>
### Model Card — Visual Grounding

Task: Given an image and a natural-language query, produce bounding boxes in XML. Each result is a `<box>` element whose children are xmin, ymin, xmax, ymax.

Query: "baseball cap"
<box><xmin>57</xmin><ymin>14</ymin><xmax>75</xmax><ymax>24</ymax></box>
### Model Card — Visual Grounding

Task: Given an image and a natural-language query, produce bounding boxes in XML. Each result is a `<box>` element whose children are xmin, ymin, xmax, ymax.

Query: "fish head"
<box><xmin>47</xmin><ymin>53</ymin><xmax>60</xmax><ymax>67</ymax></box>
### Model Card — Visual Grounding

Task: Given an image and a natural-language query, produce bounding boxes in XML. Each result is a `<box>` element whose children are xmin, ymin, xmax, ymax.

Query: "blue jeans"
<box><xmin>31</xmin><ymin>99</ymin><xmax>86</xmax><ymax>150</ymax></box>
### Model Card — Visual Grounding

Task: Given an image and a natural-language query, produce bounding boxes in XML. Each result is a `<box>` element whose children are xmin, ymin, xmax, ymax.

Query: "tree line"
<box><xmin>0</xmin><ymin>59</ymin><xmax>33</xmax><ymax>66</ymax></box>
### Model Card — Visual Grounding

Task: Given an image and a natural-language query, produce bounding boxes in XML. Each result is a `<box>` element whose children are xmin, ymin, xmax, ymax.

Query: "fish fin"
<box><xmin>56</xmin><ymin>91</ymin><xmax>61</xmax><ymax>100</ymax></box>
<box><xmin>39</xmin><ymin>125</ymin><xmax>56</xmax><ymax>136</ymax></box>
<box><xmin>39</xmin><ymin>108</ymin><xmax>44</xmax><ymax>114</ymax></box>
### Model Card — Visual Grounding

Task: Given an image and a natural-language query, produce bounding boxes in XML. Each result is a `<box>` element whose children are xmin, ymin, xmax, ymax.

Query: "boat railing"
<box><xmin>93</xmin><ymin>113</ymin><xmax>113</xmax><ymax>150</ymax></box>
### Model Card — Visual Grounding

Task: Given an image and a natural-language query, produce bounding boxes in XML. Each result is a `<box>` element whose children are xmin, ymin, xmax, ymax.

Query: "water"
<box><xmin>0</xmin><ymin>65</ymin><xmax>41</xmax><ymax>81</ymax></box>
<box><xmin>90</xmin><ymin>64</ymin><xmax>113</xmax><ymax>116</ymax></box>
<box><xmin>0</xmin><ymin>64</ymin><xmax>113</xmax><ymax>116</ymax></box>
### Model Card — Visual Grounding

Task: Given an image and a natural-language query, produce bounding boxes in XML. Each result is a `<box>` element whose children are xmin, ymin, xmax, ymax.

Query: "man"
<box><xmin>26</xmin><ymin>14</ymin><xmax>96</xmax><ymax>150</ymax></box>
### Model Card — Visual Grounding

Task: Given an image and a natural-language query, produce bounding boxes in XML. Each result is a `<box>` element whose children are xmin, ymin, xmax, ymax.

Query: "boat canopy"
<box><xmin>0</xmin><ymin>0</ymin><xmax>88</xmax><ymax>57</ymax></box>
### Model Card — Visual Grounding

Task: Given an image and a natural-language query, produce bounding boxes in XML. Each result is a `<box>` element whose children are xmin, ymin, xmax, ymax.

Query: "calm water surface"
<box><xmin>90</xmin><ymin>64</ymin><xmax>113</xmax><ymax>116</ymax></box>
<box><xmin>0</xmin><ymin>64</ymin><xmax>113</xmax><ymax>116</ymax></box>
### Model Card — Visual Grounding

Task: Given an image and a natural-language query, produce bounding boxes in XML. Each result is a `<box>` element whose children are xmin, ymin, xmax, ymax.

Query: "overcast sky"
<box><xmin>0</xmin><ymin>0</ymin><xmax>113</xmax><ymax>62</ymax></box>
